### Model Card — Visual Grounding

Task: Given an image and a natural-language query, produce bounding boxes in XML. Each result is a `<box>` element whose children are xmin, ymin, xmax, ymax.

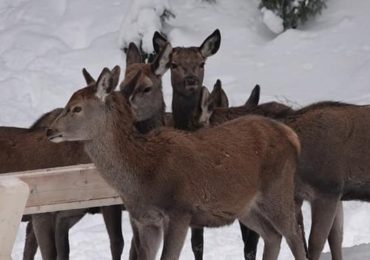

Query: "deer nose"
<box><xmin>46</xmin><ymin>128</ymin><xmax>54</xmax><ymax>137</ymax></box>
<box><xmin>184</xmin><ymin>77</ymin><xmax>199</xmax><ymax>86</ymax></box>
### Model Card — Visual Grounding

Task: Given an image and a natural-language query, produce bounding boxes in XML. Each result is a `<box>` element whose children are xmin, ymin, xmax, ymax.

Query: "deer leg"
<box><xmin>262</xmin><ymin>199</ymin><xmax>307</xmax><ymax>260</ymax></box>
<box><xmin>101</xmin><ymin>205</ymin><xmax>124</xmax><ymax>260</ymax></box>
<box><xmin>32</xmin><ymin>213</ymin><xmax>57</xmax><ymax>260</ymax></box>
<box><xmin>129</xmin><ymin>217</ymin><xmax>139</xmax><ymax>260</ymax></box>
<box><xmin>295</xmin><ymin>198</ymin><xmax>308</xmax><ymax>257</ymax></box>
<box><xmin>160</xmin><ymin>214</ymin><xmax>191</xmax><ymax>260</ymax></box>
<box><xmin>281</xmin><ymin>222</ymin><xmax>307</xmax><ymax>260</ymax></box>
<box><xmin>239</xmin><ymin>210</ymin><xmax>282</xmax><ymax>260</ymax></box>
<box><xmin>328</xmin><ymin>202</ymin><xmax>343</xmax><ymax>260</ymax></box>
<box><xmin>23</xmin><ymin>220</ymin><xmax>38</xmax><ymax>260</ymax></box>
<box><xmin>308</xmin><ymin>197</ymin><xmax>340</xmax><ymax>260</ymax></box>
<box><xmin>129</xmin><ymin>214</ymin><xmax>162</xmax><ymax>260</ymax></box>
<box><xmin>190</xmin><ymin>228</ymin><xmax>204</xmax><ymax>260</ymax></box>
<box><xmin>238</xmin><ymin>221</ymin><xmax>259</xmax><ymax>260</ymax></box>
<box><xmin>55</xmin><ymin>210</ymin><xmax>85</xmax><ymax>260</ymax></box>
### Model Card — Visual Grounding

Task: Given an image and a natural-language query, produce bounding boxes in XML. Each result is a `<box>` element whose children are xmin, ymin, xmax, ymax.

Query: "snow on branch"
<box><xmin>118</xmin><ymin>0</ymin><xmax>175</xmax><ymax>56</ymax></box>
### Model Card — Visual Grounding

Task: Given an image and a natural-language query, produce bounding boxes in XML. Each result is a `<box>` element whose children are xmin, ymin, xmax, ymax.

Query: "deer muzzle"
<box><xmin>46</xmin><ymin>128</ymin><xmax>64</xmax><ymax>143</ymax></box>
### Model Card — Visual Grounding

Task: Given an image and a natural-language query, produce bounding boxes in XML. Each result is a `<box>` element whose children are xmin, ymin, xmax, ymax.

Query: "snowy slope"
<box><xmin>1</xmin><ymin>0</ymin><xmax>370</xmax><ymax>259</ymax></box>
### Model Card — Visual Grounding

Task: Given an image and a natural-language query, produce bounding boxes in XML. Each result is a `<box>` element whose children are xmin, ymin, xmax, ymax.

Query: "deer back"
<box><xmin>0</xmin><ymin>126</ymin><xmax>89</xmax><ymax>174</ymax></box>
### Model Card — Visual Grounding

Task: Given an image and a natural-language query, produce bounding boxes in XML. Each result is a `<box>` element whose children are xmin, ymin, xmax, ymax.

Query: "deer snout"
<box><xmin>184</xmin><ymin>77</ymin><xmax>199</xmax><ymax>92</ymax></box>
<box><xmin>47</xmin><ymin>128</ymin><xmax>63</xmax><ymax>143</ymax></box>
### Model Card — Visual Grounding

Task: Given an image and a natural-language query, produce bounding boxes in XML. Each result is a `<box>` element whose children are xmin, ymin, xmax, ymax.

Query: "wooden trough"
<box><xmin>0</xmin><ymin>163</ymin><xmax>122</xmax><ymax>260</ymax></box>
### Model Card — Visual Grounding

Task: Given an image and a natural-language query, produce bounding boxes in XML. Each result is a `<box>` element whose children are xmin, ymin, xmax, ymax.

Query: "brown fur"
<box><xmin>48</xmin><ymin>67</ymin><xmax>307</xmax><ymax>260</ymax></box>
<box><xmin>153</xmin><ymin>30</ymin><xmax>256</xmax><ymax>260</ymax></box>
<box><xmin>198</xmin><ymin>87</ymin><xmax>370</xmax><ymax>260</ymax></box>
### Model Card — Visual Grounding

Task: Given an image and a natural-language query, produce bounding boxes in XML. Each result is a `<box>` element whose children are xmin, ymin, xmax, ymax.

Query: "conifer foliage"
<box><xmin>260</xmin><ymin>0</ymin><xmax>327</xmax><ymax>30</ymax></box>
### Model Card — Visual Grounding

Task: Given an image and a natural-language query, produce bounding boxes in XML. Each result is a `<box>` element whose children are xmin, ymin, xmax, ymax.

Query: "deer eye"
<box><xmin>171</xmin><ymin>63</ymin><xmax>178</xmax><ymax>69</ymax></box>
<box><xmin>72</xmin><ymin>106</ymin><xmax>82</xmax><ymax>113</ymax></box>
<box><xmin>200</xmin><ymin>62</ymin><xmax>205</xmax><ymax>69</ymax></box>
<box><xmin>143</xmin><ymin>87</ymin><xmax>152</xmax><ymax>93</ymax></box>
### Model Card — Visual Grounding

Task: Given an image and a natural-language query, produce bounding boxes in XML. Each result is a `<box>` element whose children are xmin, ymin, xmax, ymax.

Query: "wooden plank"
<box><xmin>24</xmin><ymin>197</ymin><xmax>122</xmax><ymax>215</ymax></box>
<box><xmin>0</xmin><ymin>164</ymin><xmax>122</xmax><ymax>214</ymax></box>
<box><xmin>0</xmin><ymin>178</ymin><xmax>29</xmax><ymax>260</ymax></box>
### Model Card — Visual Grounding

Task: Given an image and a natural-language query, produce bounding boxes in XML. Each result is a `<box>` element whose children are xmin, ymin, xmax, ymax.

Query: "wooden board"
<box><xmin>0</xmin><ymin>163</ymin><xmax>122</xmax><ymax>214</ymax></box>
<box><xmin>0</xmin><ymin>178</ymin><xmax>29</xmax><ymax>259</ymax></box>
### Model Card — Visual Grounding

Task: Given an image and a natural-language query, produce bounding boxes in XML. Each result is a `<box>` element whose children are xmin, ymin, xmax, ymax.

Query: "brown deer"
<box><xmin>153</xmin><ymin>29</ymin><xmax>257</xmax><ymax>260</ymax></box>
<box><xmin>0</xmin><ymin>86</ymin><xmax>124</xmax><ymax>260</ymax></box>
<box><xmin>47</xmin><ymin>65</ymin><xmax>307</xmax><ymax>260</ymax></box>
<box><xmin>29</xmin><ymin>41</ymin><xmax>172</xmax><ymax>259</ymax></box>
<box><xmin>196</xmin><ymin>85</ymin><xmax>369</xmax><ymax>260</ymax></box>
<box><xmin>20</xmin><ymin>41</ymin><xmax>176</xmax><ymax>260</ymax></box>
<box><xmin>120</xmin><ymin>42</ymin><xmax>230</xmax><ymax>259</ymax></box>
<box><xmin>80</xmin><ymin>41</ymin><xmax>172</xmax><ymax>260</ymax></box>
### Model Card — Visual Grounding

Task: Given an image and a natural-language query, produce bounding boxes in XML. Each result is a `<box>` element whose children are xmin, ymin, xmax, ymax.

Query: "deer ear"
<box><xmin>211</xmin><ymin>79</ymin><xmax>229</xmax><ymax>108</ymax></box>
<box><xmin>111</xmin><ymin>65</ymin><xmax>121</xmax><ymax>90</ymax></box>
<box><xmin>95</xmin><ymin>68</ymin><xmax>114</xmax><ymax>101</ymax></box>
<box><xmin>120</xmin><ymin>70</ymin><xmax>142</xmax><ymax>99</ymax></box>
<box><xmin>151</xmin><ymin>42</ymin><xmax>172</xmax><ymax>76</ymax></box>
<box><xmin>196</xmin><ymin>86</ymin><xmax>213</xmax><ymax>126</ymax></box>
<box><xmin>153</xmin><ymin>31</ymin><xmax>168</xmax><ymax>53</ymax></box>
<box><xmin>200</xmin><ymin>86</ymin><xmax>211</xmax><ymax>110</ymax></box>
<box><xmin>82</xmin><ymin>68</ymin><xmax>96</xmax><ymax>85</ymax></box>
<box><xmin>199</xmin><ymin>29</ymin><xmax>221</xmax><ymax>58</ymax></box>
<box><xmin>245</xmin><ymin>85</ymin><xmax>260</xmax><ymax>107</ymax></box>
<box><xmin>126</xmin><ymin>42</ymin><xmax>141</xmax><ymax>66</ymax></box>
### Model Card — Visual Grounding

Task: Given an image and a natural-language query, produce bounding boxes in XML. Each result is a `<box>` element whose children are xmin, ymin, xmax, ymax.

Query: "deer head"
<box><xmin>153</xmin><ymin>29</ymin><xmax>221</xmax><ymax>96</ymax></box>
<box><xmin>47</xmin><ymin>66</ymin><xmax>121</xmax><ymax>143</ymax></box>
<box><xmin>193</xmin><ymin>79</ymin><xmax>228</xmax><ymax>128</ymax></box>
<box><xmin>196</xmin><ymin>84</ymin><xmax>260</xmax><ymax>128</ymax></box>
<box><xmin>120</xmin><ymin>42</ymin><xmax>172</xmax><ymax>122</ymax></box>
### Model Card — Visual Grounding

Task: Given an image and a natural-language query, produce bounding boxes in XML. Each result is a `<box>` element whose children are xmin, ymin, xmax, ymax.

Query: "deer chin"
<box><xmin>184</xmin><ymin>84</ymin><xmax>199</xmax><ymax>93</ymax></box>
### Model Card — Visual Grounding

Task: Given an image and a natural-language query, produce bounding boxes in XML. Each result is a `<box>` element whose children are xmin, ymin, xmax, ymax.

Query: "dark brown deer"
<box><xmin>0</xmin><ymin>83</ymin><xmax>124</xmax><ymax>260</ymax></box>
<box><xmin>196</xmin><ymin>85</ymin><xmax>370</xmax><ymax>260</ymax></box>
<box><xmin>153</xmin><ymin>29</ymin><xmax>257</xmax><ymax>260</ymax></box>
<box><xmin>47</xmin><ymin>65</ymin><xmax>307</xmax><ymax>260</ymax></box>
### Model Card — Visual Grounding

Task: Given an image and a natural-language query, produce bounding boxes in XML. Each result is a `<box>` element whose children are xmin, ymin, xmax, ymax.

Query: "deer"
<box><xmin>195</xmin><ymin>84</ymin><xmax>370</xmax><ymax>260</ymax></box>
<box><xmin>47</xmin><ymin>64</ymin><xmax>307</xmax><ymax>260</ymax></box>
<box><xmin>27</xmin><ymin>40</ymin><xmax>174</xmax><ymax>259</ymax></box>
<box><xmin>120</xmin><ymin>42</ymin><xmax>230</xmax><ymax>259</ymax></box>
<box><xmin>0</xmin><ymin>120</ymin><xmax>90</xmax><ymax>260</ymax></box>
<box><xmin>79</xmin><ymin>41</ymin><xmax>172</xmax><ymax>259</ymax></box>
<box><xmin>0</xmin><ymin>88</ymin><xmax>124</xmax><ymax>260</ymax></box>
<box><xmin>0</xmin><ymin>108</ymin><xmax>62</xmax><ymax>260</ymax></box>
<box><xmin>152</xmin><ymin>29</ymin><xmax>258</xmax><ymax>260</ymax></box>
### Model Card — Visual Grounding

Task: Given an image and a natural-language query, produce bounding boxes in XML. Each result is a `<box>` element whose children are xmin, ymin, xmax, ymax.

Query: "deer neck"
<box><xmin>134</xmin><ymin>101</ymin><xmax>165</xmax><ymax>134</ymax></box>
<box><xmin>83</xmin><ymin>94</ymin><xmax>156</xmax><ymax>201</ymax></box>
<box><xmin>172</xmin><ymin>89</ymin><xmax>201</xmax><ymax>130</ymax></box>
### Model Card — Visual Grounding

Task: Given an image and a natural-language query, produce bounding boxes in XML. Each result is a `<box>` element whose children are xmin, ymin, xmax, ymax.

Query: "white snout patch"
<box><xmin>48</xmin><ymin>135</ymin><xmax>64</xmax><ymax>143</ymax></box>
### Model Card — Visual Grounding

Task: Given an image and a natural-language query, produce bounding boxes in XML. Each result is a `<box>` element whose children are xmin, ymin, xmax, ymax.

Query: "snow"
<box><xmin>261</xmin><ymin>7</ymin><xmax>284</xmax><ymax>34</ymax></box>
<box><xmin>117</xmin><ymin>0</ymin><xmax>174</xmax><ymax>53</ymax></box>
<box><xmin>0</xmin><ymin>0</ymin><xmax>369</xmax><ymax>259</ymax></box>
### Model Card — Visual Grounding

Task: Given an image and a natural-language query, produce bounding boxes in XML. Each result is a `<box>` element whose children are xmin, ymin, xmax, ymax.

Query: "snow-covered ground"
<box><xmin>1</xmin><ymin>0</ymin><xmax>370</xmax><ymax>259</ymax></box>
